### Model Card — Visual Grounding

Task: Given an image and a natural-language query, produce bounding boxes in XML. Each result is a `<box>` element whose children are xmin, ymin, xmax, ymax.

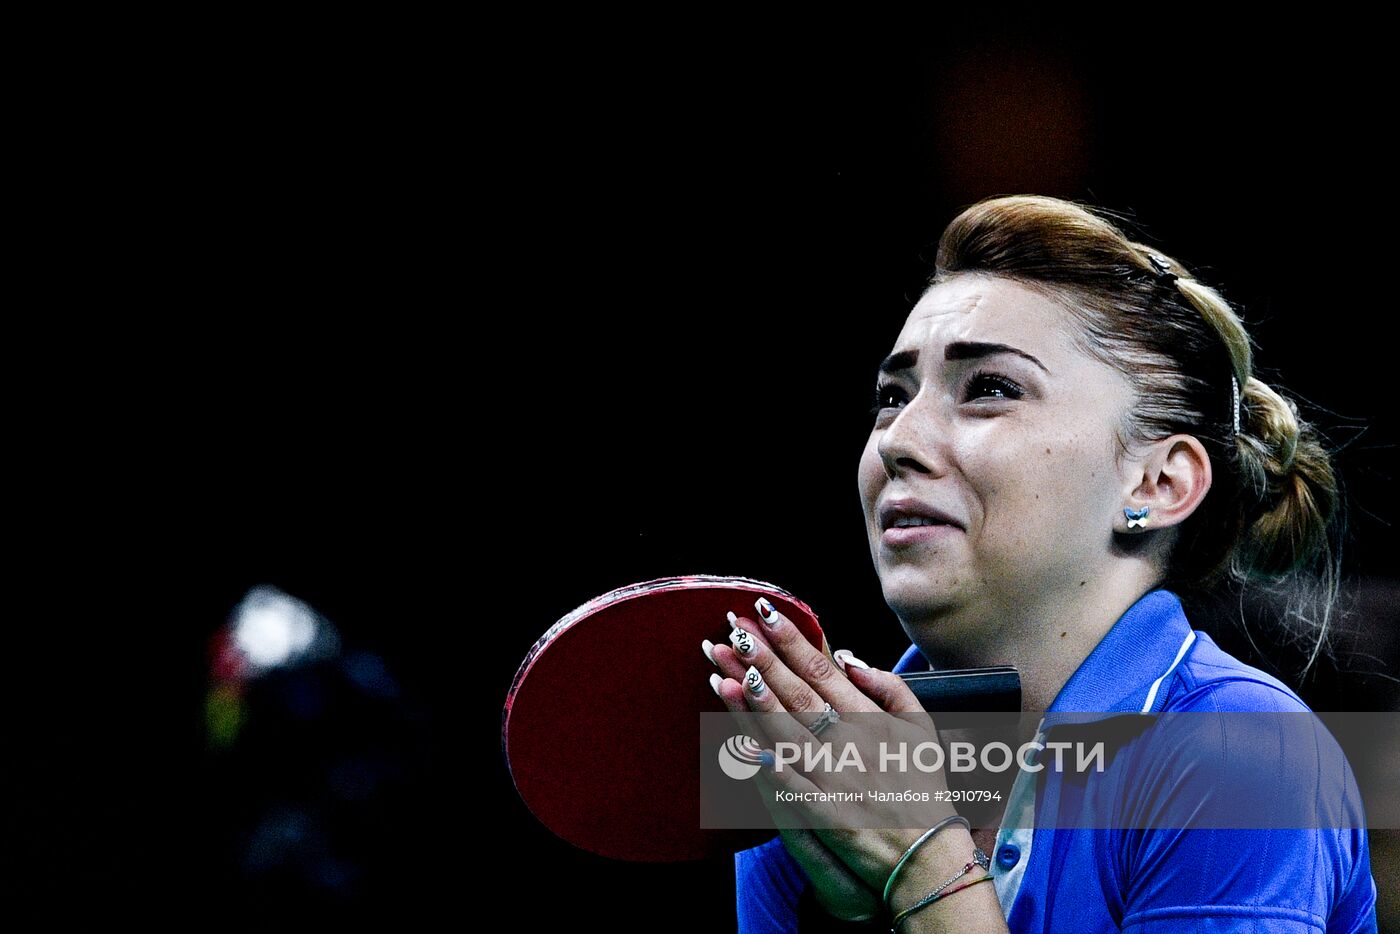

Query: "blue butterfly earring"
<box><xmin>1124</xmin><ymin>506</ymin><xmax>1150</xmax><ymax>530</ymax></box>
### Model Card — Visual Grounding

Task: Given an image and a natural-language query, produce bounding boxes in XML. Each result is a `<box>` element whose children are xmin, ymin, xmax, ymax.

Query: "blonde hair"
<box><xmin>931</xmin><ymin>194</ymin><xmax>1343</xmax><ymax>679</ymax></box>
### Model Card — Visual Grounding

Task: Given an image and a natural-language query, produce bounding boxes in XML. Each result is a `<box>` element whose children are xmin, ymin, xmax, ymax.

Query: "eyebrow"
<box><xmin>877</xmin><ymin>341</ymin><xmax>1050</xmax><ymax>377</ymax></box>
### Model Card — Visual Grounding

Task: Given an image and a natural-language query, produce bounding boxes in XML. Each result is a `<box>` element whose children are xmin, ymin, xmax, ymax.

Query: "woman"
<box><xmin>706</xmin><ymin>195</ymin><xmax>1379</xmax><ymax>932</ymax></box>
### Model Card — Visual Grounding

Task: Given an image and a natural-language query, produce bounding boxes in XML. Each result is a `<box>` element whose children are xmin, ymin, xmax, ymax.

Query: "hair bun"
<box><xmin>1239</xmin><ymin>377</ymin><xmax>1299</xmax><ymax>473</ymax></box>
<box><xmin>1234</xmin><ymin>378</ymin><xmax>1336</xmax><ymax>579</ymax></box>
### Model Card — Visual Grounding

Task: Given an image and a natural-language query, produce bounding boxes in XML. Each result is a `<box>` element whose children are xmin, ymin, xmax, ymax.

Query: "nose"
<box><xmin>876</xmin><ymin>390</ymin><xmax>948</xmax><ymax>479</ymax></box>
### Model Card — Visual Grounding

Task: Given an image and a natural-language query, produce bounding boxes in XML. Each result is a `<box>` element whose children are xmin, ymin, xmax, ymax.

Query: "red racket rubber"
<box><xmin>502</xmin><ymin>574</ymin><xmax>830</xmax><ymax>862</ymax></box>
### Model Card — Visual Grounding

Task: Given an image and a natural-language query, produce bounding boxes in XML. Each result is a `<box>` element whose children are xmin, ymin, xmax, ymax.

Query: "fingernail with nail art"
<box><xmin>709</xmin><ymin>673</ymin><xmax>723</xmax><ymax>697</ymax></box>
<box><xmin>729</xmin><ymin>627</ymin><xmax>756</xmax><ymax>656</ymax></box>
<box><xmin>727</xmin><ymin>611</ymin><xmax>739</xmax><ymax>630</ymax></box>
<box><xmin>702</xmin><ymin>640</ymin><xmax>718</xmax><ymax>667</ymax></box>
<box><xmin>755</xmin><ymin>597</ymin><xmax>779</xmax><ymax>628</ymax></box>
<box><xmin>744</xmin><ymin>665</ymin><xmax>767</xmax><ymax>695</ymax></box>
<box><xmin>833</xmin><ymin>649</ymin><xmax>870</xmax><ymax>671</ymax></box>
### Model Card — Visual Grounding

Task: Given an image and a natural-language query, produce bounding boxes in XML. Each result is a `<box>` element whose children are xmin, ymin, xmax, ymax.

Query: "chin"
<box><xmin>877</xmin><ymin>562</ymin><xmax>961</xmax><ymax>617</ymax></box>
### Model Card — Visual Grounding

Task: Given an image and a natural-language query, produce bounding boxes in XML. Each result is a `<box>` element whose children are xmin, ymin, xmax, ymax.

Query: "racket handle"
<box><xmin>898</xmin><ymin>666</ymin><xmax>1021</xmax><ymax>713</ymax></box>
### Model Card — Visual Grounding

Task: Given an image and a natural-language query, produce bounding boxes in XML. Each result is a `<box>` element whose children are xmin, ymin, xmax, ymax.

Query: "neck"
<box><xmin>905</xmin><ymin>566</ymin><xmax>1165</xmax><ymax>714</ymax></box>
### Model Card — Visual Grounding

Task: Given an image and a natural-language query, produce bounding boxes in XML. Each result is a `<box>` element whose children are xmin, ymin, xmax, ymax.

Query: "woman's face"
<box><xmin>857</xmin><ymin>274</ymin><xmax>1138</xmax><ymax>631</ymax></box>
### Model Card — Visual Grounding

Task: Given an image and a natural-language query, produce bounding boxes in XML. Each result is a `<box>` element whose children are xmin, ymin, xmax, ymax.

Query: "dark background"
<box><xmin>21</xmin><ymin>14</ymin><xmax>1398</xmax><ymax>931</ymax></box>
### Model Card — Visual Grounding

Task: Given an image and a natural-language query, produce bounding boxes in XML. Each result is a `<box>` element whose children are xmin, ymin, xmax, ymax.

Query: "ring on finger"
<box><xmin>809</xmin><ymin>702</ymin><xmax>841</xmax><ymax>737</ymax></box>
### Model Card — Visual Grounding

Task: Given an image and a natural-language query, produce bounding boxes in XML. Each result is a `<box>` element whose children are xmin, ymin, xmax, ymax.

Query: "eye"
<box><xmin>963</xmin><ymin>370</ymin><xmax>1024</xmax><ymax>402</ymax></box>
<box><xmin>869</xmin><ymin>381</ymin><xmax>908</xmax><ymax>416</ymax></box>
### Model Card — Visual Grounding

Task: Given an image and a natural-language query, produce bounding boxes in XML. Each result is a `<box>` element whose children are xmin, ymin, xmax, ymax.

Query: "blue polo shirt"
<box><xmin>734</xmin><ymin>588</ymin><xmax>1379</xmax><ymax>932</ymax></box>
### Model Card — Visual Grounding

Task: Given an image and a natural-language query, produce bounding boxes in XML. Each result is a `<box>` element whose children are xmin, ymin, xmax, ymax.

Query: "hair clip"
<box><xmin>1146</xmin><ymin>253</ymin><xmax>1179</xmax><ymax>286</ymax></box>
<box><xmin>1231</xmin><ymin>375</ymin><xmax>1241</xmax><ymax>436</ymax></box>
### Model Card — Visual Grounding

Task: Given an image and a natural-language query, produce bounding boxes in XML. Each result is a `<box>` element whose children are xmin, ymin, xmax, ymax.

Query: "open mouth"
<box><xmin>881</xmin><ymin>520</ymin><xmax>961</xmax><ymax>546</ymax></box>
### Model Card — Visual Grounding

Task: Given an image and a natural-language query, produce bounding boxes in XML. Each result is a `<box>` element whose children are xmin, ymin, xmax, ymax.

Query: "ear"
<box><xmin>1119</xmin><ymin>434</ymin><xmax>1212</xmax><ymax>533</ymax></box>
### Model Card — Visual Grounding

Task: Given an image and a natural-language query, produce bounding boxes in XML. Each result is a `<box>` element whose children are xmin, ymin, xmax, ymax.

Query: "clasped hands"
<box><xmin>708</xmin><ymin>597</ymin><xmax>970</xmax><ymax>923</ymax></box>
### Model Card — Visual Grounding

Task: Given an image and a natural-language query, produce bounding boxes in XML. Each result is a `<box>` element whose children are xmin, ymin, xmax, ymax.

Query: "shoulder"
<box><xmin>1137</xmin><ymin>627</ymin><xmax>1350</xmax><ymax>802</ymax></box>
<box><xmin>1110</xmin><ymin>626</ymin><xmax>1376</xmax><ymax>928</ymax></box>
<box><xmin>1110</xmin><ymin>614</ymin><xmax>1366</xmax><ymax>832</ymax></box>
<box><xmin>1159</xmin><ymin>626</ymin><xmax>1312</xmax><ymax>713</ymax></box>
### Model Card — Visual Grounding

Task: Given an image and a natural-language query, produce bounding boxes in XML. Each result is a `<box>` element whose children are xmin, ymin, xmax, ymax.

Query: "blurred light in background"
<box><xmin>199</xmin><ymin>582</ymin><xmax>432</xmax><ymax>917</ymax></box>
<box><xmin>232</xmin><ymin>585</ymin><xmax>340</xmax><ymax>674</ymax></box>
<box><xmin>205</xmin><ymin>585</ymin><xmax>342</xmax><ymax>751</ymax></box>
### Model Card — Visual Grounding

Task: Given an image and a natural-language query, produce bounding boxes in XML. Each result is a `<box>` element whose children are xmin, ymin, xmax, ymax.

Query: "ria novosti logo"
<box><xmin>718</xmin><ymin>732</ymin><xmax>1106</xmax><ymax>779</ymax></box>
<box><xmin>718</xmin><ymin>735</ymin><xmax>767</xmax><ymax>780</ymax></box>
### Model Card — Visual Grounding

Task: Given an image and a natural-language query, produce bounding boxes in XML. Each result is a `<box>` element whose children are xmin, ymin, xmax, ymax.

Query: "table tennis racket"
<box><xmin>501</xmin><ymin>574</ymin><xmax>1020</xmax><ymax>862</ymax></box>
